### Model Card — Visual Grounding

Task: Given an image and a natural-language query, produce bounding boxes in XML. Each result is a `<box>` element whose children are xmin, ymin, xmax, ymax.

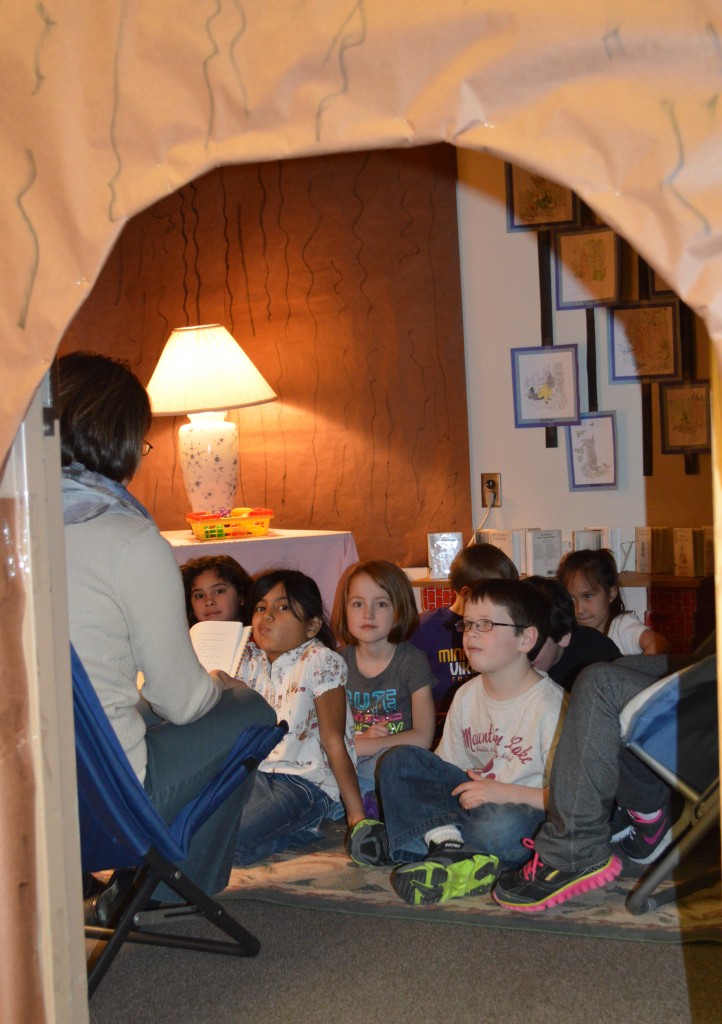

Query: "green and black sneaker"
<box><xmin>390</xmin><ymin>840</ymin><xmax>500</xmax><ymax>906</ymax></box>
<box><xmin>348</xmin><ymin>818</ymin><xmax>395</xmax><ymax>867</ymax></box>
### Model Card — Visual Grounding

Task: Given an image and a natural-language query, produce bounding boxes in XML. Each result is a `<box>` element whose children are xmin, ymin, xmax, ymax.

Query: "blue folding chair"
<box><xmin>620</xmin><ymin>654</ymin><xmax>719</xmax><ymax>915</ymax></box>
<box><xmin>72</xmin><ymin>644</ymin><xmax>287</xmax><ymax>995</ymax></box>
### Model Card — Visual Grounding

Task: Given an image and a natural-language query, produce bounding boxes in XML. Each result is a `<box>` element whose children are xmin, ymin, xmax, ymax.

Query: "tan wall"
<box><xmin>60</xmin><ymin>145</ymin><xmax>471</xmax><ymax>567</ymax></box>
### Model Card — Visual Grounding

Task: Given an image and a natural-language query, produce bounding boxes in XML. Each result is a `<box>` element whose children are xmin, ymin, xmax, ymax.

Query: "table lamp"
<box><xmin>147</xmin><ymin>324</ymin><xmax>277</xmax><ymax>512</ymax></box>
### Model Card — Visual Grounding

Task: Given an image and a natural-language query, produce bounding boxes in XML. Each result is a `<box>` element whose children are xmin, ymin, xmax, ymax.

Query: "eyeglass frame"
<box><xmin>141</xmin><ymin>440</ymin><xmax>153</xmax><ymax>456</ymax></box>
<box><xmin>454</xmin><ymin>618</ymin><xmax>523</xmax><ymax>635</ymax></box>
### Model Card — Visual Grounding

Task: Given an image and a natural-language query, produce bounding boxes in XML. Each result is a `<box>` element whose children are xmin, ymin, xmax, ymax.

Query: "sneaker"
<box><xmin>617</xmin><ymin>809</ymin><xmax>673</xmax><ymax>865</ymax></box>
<box><xmin>390</xmin><ymin>840</ymin><xmax>500</xmax><ymax>906</ymax></box>
<box><xmin>348</xmin><ymin>818</ymin><xmax>394</xmax><ymax>867</ymax></box>
<box><xmin>492</xmin><ymin>844</ymin><xmax>623</xmax><ymax>913</ymax></box>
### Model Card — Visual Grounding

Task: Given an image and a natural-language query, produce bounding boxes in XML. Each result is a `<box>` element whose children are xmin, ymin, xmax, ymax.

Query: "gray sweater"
<box><xmin>64</xmin><ymin>472</ymin><xmax>222</xmax><ymax>781</ymax></box>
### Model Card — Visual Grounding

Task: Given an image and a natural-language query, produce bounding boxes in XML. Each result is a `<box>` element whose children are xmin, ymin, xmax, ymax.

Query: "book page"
<box><xmin>190</xmin><ymin>621</ymin><xmax>252</xmax><ymax>675</ymax></box>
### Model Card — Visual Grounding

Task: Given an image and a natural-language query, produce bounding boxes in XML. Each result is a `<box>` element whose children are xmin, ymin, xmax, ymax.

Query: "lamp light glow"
<box><xmin>147</xmin><ymin>324</ymin><xmax>276</xmax><ymax>513</ymax></box>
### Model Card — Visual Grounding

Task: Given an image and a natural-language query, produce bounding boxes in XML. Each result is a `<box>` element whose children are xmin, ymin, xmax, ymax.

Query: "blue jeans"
<box><xmin>233</xmin><ymin>771</ymin><xmax>336</xmax><ymax>866</ymax></box>
<box><xmin>144</xmin><ymin>686</ymin><xmax>275</xmax><ymax>900</ymax></box>
<box><xmin>378</xmin><ymin>746</ymin><xmax>545</xmax><ymax>868</ymax></box>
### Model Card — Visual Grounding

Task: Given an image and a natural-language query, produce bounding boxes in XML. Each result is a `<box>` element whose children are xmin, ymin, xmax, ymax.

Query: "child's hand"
<box><xmin>451</xmin><ymin>770</ymin><xmax>503</xmax><ymax>810</ymax></box>
<box><xmin>363</xmin><ymin>722</ymin><xmax>391</xmax><ymax>739</ymax></box>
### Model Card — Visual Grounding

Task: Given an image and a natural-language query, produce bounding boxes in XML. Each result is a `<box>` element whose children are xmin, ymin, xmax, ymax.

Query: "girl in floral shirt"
<box><xmin>232</xmin><ymin>569</ymin><xmax>364</xmax><ymax>865</ymax></box>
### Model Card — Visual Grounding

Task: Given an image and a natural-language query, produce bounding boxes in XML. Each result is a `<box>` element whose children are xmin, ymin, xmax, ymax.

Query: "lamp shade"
<box><xmin>146</xmin><ymin>324</ymin><xmax>276</xmax><ymax>415</ymax></box>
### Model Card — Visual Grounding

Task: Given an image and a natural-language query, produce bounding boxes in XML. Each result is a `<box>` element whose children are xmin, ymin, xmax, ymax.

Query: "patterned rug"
<box><xmin>221</xmin><ymin>824</ymin><xmax>722</xmax><ymax>944</ymax></box>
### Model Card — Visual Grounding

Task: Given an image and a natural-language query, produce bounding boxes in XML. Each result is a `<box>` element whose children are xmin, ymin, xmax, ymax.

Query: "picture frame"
<box><xmin>659</xmin><ymin>381</ymin><xmax>711</xmax><ymax>454</ymax></box>
<box><xmin>608</xmin><ymin>301</ymin><xmax>680</xmax><ymax>381</ymax></box>
<box><xmin>505</xmin><ymin>164</ymin><xmax>579</xmax><ymax>232</ymax></box>
<box><xmin>554</xmin><ymin>227</ymin><xmax>620</xmax><ymax>309</ymax></box>
<box><xmin>565</xmin><ymin>411</ymin><xmax>618</xmax><ymax>491</ymax></box>
<box><xmin>643</xmin><ymin>262</ymin><xmax>675</xmax><ymax>297</ymax></box>
<box><xmin>511</xmin><ymin>344</ymin><xmax>581</xmax><ymax>428</ymax></box>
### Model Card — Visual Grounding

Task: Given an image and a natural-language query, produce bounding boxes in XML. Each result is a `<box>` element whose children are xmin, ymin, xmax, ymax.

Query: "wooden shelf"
<box><xmin>410</xmin><ymin>573</ymin><xmax>713</xmax><ymax>590</ymax></box>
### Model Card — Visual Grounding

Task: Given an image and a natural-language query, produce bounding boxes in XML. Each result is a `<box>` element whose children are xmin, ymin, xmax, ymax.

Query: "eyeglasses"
<box><xmin>141</xmin><ymin>441</ymin><xmax>153</xmax><ymax>457</ymax></box>
<box><xmin>454</xmin><ymin>618</ymin><xmax>521</xmax><ymax>634</ymax></box>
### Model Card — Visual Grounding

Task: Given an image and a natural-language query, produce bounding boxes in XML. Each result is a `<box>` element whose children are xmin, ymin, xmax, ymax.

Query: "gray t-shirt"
<box><xmin>341</xmin><ymin>642</ymin><xmax>435</xmax><ymax>736</ymax></box>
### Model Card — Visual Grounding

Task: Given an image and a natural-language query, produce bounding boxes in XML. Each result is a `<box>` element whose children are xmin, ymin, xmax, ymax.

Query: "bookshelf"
<box><xmin>409</xmin><ymin>573</ymin><xmax>715</xmax><ymax>654</ymax></box>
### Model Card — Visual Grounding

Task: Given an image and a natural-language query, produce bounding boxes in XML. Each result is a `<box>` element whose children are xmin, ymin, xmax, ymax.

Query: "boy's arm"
<box><xmin>452</xmin><ymin>775</ymin><xmax>548</xmax><ymax>811</ymax></box>
<box><xmin>315</xmin><ymin>686</ymin><xmax>365</xmax><ymax>827</ymax></box>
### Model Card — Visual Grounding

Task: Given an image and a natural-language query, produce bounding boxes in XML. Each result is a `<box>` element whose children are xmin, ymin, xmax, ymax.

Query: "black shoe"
<box><xmin>390</xmin><ymin>840</ymin><xmax>500</xmax><ymax>906</ymax></box>
<box><xmin>617</xmin><ymin>809</ymin><xmax>673</xmax><ymax>864</ymax></box>
<box><xmin>492</xmin><ymin>844</ymin><xmax>623</xmax><ymax>912</ymax></box>
<box><xmin>83</xmin><ymin>868</ymin><xmax>137</xmax><ymax>927</ymax></box>
<box><xmin>348</xmin><ymin>819</ymin><xmax>394</xmax><ymax>866</ymax></box>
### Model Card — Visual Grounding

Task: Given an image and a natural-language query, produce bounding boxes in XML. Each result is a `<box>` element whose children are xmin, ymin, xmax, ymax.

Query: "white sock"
<box><xmin>424</xmin><ymin>826</ymin><xmax>463</xmax><ymax>848</ymax></box>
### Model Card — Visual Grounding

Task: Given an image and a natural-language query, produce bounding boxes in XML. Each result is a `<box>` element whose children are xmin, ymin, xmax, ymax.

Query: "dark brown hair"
<box><xmin>449</xmin><ymin>543</ymin><xmax>518</xmax><ymax>592</ymax></box>
<box><xmin>463</xmin><ymin>578</ymin><xmax>549</xmax><ymax>661</ymax></box>
<box><xmin>58</xmin><ymin>352</ymin><xmax>151</xmax><ymax>483</ymax></box>
<box><xmin>557</xmin><ymin>548</ymin><xmax>624</xmax><ymax>619</ymax></box>
<box><xmin>181</xmin><ymin>555</ymin><xmax>253</xmax><ymax>626</ymax></box>
<box><xmin>250</xmin><ymin>569</ymin><xmax>336</xmax><ymax>650</ymax></box>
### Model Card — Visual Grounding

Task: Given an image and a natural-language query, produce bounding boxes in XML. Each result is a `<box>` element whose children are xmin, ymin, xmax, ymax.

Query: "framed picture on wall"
<box><xmin>659</xmin><ymin>380</ymin><xmax>711</xmax><ymax>454</ymax></box>
<box><xmin>554</xmin><ymin>227</ymin><xmax>620</xmax><ymax>309</ymax></box>
<box><xmin>511</xmin><ymin>344</ymin><xmax>581</xmax><ymax>427</ymax></box>
<box><xmin>505</xmin><ymin>164</ymin><xmax>580</xmax><ymax>232</ymax></box>
<box><xmin>643</xmin><ymin>262</ymin><xmax>675</xmax><ymax>297</ymax></box>
<box><xmin>565</xmin><ymin>411</ymin><xmax>618</xmax><ymax>490</ymax></box>
<box><xmin>608</xmin><ymin>301</ymin><xmax>680</xmax><ymax>381</ymax></box>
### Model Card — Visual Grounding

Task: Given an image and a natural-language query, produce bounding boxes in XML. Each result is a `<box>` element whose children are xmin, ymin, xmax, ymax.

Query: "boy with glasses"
<box><xmin>348</xmin><ymin>578</ymin><xmax>566</xmax><ymax>906</ymax></box>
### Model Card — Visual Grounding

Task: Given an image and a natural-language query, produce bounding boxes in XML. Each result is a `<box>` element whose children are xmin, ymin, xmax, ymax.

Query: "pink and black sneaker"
<box><xmin>617</xmin><ymin>809</ymin><xmax>673</xmax><ymax>865</ymax></box>
<box><xmin>492</xmin><ymin>840</ymin><xmax>623</xmax><ymax>913</ymax></box>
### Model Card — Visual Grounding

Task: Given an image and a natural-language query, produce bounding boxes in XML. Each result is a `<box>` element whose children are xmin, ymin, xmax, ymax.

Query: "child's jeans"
<box><xmin>378</xmin><ymin>745</ymin><xmax>544</xmax><ymax>868</ymax></box>
<box><xmin>232</xmin><ymin>770</ymin><xmax>337</xmax><ymax>866</ymax></box>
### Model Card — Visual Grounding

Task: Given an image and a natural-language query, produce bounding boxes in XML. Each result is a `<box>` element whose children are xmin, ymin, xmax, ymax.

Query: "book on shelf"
<box><xmin>190</xmin><ymin>620</ymin><xmax>252</xmax><ymax>675</ymax></box>
<box><xmin>525</xmin><ymin>529</ymin><xmax>562</xmax><ymax>578</ymax></box>
<box><xmin>572</xmin><ymin>529</ymin><xmax>603</xmax><ymax>551</ymax></box>
<box><xmin>578</xmin><ymin>526</ymin><xmax>623</xmax><ymax>567</ymax></box>
<box><xmin>634</xmin><ymin>527</ymin><xmax>675</xmax><ymax>574</ymax></box>
<box><xmin>673</xmin><ymin>528</ymin><xmax>707</xmax><ymax>577</ymax></box>
<box><xmin>703</xmin><ymin>526</ymin><xmax>715</xmax><ymax>576</ymax></box>
<box><xmin>427</xmin><ymin>532</ymin><xmax>464</xmax><ymax>579</ymax></box>
<box><xmin>475</xmin><ymin>528</ymin><xmax>526</xmax><ymax>575</ymax></box>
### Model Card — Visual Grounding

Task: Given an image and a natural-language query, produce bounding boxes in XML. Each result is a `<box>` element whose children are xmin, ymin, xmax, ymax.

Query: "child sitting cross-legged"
<box><xmin>348</xmin><ymin>578</ymin><xmax>567</xmax><ymax>906</ymax></box>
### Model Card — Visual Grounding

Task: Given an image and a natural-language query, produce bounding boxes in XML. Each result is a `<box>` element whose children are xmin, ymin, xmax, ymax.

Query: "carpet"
<box><xmin>221</xmin><ymin>824</ymin><xmax>722</xmax><ymax>944</ymax></box>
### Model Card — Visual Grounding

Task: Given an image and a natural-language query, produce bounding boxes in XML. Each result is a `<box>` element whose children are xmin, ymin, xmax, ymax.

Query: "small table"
<box><xmin>161</xmin><ymin>528</ymin><xmax>359</xmax><ymax>618</ymax></box>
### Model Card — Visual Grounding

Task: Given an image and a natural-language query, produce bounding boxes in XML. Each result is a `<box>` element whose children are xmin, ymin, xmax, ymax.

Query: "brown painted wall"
<box><xmin>60</xmin><ymin>144</ymin><xmax>470</xmax><ymax>566</ymax></box>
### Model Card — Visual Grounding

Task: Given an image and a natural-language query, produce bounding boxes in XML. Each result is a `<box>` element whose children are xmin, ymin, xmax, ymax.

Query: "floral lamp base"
<box><xmin>178</xmin><ymin>412</ymin><xmax>239</xmax><ymax>513</ymax></box>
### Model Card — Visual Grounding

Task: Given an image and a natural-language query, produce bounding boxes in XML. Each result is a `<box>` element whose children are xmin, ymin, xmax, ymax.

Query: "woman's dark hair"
<box><xmin>334</xmin><ymin>560</ymin><xmax>419</xmax><ymax>645</ymax></box>
<box><xmin>464</xmin><ymin>578</ymin><xmax>549</xmax><ymax>661</ymax></box>
<box><xmin>57</xmin><ymin>351</ymin><xmax>152</xmax><ymax>483</ymax></box>
<box><xmin>249</xmin><ymin>569</ymin><xmax>336</xmax><ymax>650</ymax></box>
<box><xmin>181</xmin><ymin>555</ymin><xmax>253</xmax><ymax>626</ymax></box>
<box><xmin>557</xmin><ymin>548</ymin><xmax>624</xmax><ymax>619</ymax></box>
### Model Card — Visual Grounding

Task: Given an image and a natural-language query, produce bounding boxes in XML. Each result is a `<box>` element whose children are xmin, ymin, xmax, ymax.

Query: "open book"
<box><xmin>190</xmin><ymin>620</ymin><xmax>252</xmax><ymax>676</ymax></box>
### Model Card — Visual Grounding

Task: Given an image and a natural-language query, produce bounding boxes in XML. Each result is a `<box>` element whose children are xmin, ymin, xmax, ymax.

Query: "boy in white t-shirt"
<box><xmin>349</xmin><ymin>578</ymin><xmax>566</xmax><ymax>906</ymax></box>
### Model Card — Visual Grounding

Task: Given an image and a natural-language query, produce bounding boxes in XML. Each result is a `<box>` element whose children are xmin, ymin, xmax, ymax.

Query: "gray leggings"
<box><xmin>534</xmin><ymin>657</ymin><xmax>672</xmax><ymax>870</ymax></box>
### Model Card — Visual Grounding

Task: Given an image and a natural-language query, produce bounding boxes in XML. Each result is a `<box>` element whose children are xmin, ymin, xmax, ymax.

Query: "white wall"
<box><xmin>458</xmin><ymin>149</ymin><xmax>656</xmax><ymax>561</ymax></box>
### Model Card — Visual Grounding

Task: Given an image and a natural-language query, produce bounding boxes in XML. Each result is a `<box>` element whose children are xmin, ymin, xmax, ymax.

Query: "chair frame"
<box><xmin>621</xmin><ymin>656</ymin><xmax>719</xmax><ymax>915</ymax></box>
<box><xmin>85</xmin><ymin>846</ymin><xmax>262</xmax><ymax>996</ymax></box>
<box><xmin>72</xmin><ymin>644</ymin><xmax>286</xmax><ymax>995</ymax></box>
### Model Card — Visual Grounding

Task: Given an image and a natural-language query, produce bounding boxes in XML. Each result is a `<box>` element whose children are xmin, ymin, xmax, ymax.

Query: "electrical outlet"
<box><xmin>481</xmin><ymin>473</ymin><xmax>502</xmax><ymax>508</ymax></box>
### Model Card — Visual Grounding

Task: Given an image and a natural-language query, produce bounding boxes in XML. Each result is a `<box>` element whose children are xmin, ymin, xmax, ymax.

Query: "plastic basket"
<box><xmin>186</xmin><ymin>507</ymin><xmax>274</xmax><ymax>541</ymax></box>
